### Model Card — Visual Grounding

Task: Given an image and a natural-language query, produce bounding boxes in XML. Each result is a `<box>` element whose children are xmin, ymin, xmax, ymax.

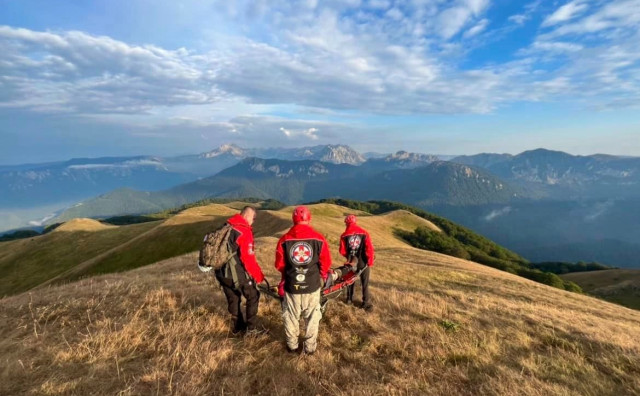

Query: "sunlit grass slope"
<box><xmin>0</xmin><ymin>220</ymin><xmax>159</xmax><ymax>297</ymax></box>
<box><xmin>1</xmin><ymin>202</ymin><xmax>639</xmax><ymax>395</ymax></box>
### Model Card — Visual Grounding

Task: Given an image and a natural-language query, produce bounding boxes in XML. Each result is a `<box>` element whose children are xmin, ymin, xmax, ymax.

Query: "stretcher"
<box><xmin>258</xmin><ymin>264</ymin><xmax>366</xmax><ymax>314</ymax></box>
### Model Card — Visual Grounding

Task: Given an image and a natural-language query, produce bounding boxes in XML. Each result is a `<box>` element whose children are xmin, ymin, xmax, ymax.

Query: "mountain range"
<box><xmin>452</xmin><ymin>148</ymin><xmax>640</xmax><ymax>200</ymax></box>
<box><xmin>51</xmin><ymin>157</ymin><xmax>518</xmax><ymax>222</ymax></box>
<box><xmin>2</xmin><ymin>144</ymin><xmax>640</xmax><ymax>268</ymax></box>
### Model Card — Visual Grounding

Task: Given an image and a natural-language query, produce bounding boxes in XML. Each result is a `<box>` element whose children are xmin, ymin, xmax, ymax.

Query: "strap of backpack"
<box><xmin>228</xmin><ymin>251</ymin><xmax>241</xmax><ymax>290</ymax></box>
<box><xmin>225</xmin><ymin>242</ymin><xmax>249</xmax><ymax>290</ymax></box>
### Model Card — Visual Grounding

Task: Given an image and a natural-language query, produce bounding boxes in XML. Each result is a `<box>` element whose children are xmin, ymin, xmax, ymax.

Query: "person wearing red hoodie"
<box><xmin>215</xmin><ymin>206</ymin><xmax>265</xmax><ymax>334</ymax></box>
<box><xmin>274</xmin><ymin>206</ymin><xmax>332</xmax><ymax>354</ymax></box>
<box><xmin>340</xmin><ymin>214</ymin><xmax>375</xmax><ymax>311</ymax></box>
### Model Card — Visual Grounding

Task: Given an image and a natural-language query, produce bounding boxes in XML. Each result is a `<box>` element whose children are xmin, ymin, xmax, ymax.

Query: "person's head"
<box><xmin>292</xmin><ymin>205</ymin><xmax>311</xmax><ymax>225</ymax></box>
<box><xmin>344</xmin><ymin>214</ymin><xmax>357</xmax><ymax>226</ymax></box>
<box><xmin>241</xmin><ymin>206</ymin><xmax>257</xmax><ymax>226</ymax></box>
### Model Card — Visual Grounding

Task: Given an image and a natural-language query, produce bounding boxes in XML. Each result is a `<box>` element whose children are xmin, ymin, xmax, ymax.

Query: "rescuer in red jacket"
<box><xmin>274</xmin><ymin>206</ymin><xmax>332</xmax><ymax>354</ymax></box>
<box><xmin>215</xmin><ymin>206</ymin><xmax>265</xmax><ymax>334</ymax></box>
<box><xmin>340</xmin><ymin>214</ymin><xmax>375</xmax><ymax>311</ymax></box>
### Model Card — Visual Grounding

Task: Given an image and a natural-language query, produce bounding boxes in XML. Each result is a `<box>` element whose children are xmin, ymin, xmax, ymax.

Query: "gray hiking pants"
<box><xmin>282</xmin><ymin>290</ymin><xmax>322</xmax><ymax>352</ymax></box>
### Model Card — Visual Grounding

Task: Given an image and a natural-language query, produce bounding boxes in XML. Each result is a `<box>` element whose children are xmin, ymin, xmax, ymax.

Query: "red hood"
<box><xmin>286</xmin><ymin>224</ymin><xmax>318</xmax><ymax>238</ymax></box>
<box><xmin>344</xmin><ymin>223</ymin><xmax>366</xmax><ymax>235</ymax></box>
<box><xmin>227</xmin><ymin>214</ymin><xmax>251</xmax><ymax>230</ymax></box>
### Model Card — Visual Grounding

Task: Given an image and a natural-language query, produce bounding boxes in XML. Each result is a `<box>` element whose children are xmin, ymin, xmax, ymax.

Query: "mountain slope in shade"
<box><xmin>562</xmin><ymin>269</ymin><xmax>640</xmax><ymax>310</ymax></box>
<box><xmin>452</xmin><ymin>149</ymin><xmax>640</xmax><ymax>199</ymax></box>
<box><xmin>430</xmin><ymin>198</ymin><xmax>640</xmax><ymax>268</ymax></box>
<box><xmin>0</xmin><ymin>156</ymin><xmax>194</xmax><ymax>209</ymax></box>
<box><xmin>51</xmin><ymin>159</ymin><xmax>521</xmax><ymax>222</ymax></box>
<box><xmin>361</xmin><ymin>150</ymin><xmax>440</xmax><ymax>171</ymax></box>
<box><xmin>0</xmin><ymin>144</ymin><xmax>368</xmax><ymax>231</ymax></box>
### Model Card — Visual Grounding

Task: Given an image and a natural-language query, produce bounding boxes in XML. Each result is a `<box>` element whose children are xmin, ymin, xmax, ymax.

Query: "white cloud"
<box><xmin>508</xmin><ymin>14</ymin><xmax>527</xmax><ymax>25</ymax></box>
<box><xmin>280</xmin><ymin>126</ymin><xmax>319</xmax><ymax>140</ymax></box>
<box><xmin>0</xmin><ymin>26</ymin><xmax>219</xmax><ymax>114</ymax></box>
<box><xmin>385</xmin><ymin>8</ymin><xmax>404</xmax><ymax>21</ymax></box>
<box><xmin>542</xmin><ymin>1</ymin><xmax>589</xmax><ymax>27</ymax></box>
<box><xmin>368</xmin><ymin>0</ymin><xmax>390</xmax><ymax>10</ymax></box>
<box><xmin>530</xmin><ymin>40</ymin><xmax>584</xmax><ymax>53</ymax></box>
<box><xmin>464</xmin><ymin>18</ymin><xmax>489</xmax><ymax>38</ymax></box>
<box><xmin>2</xmin><ymin>0</ymin><xmax>640</xmax><ymax>125</ymax></box>
<box><xmin>280</xmin><ymin>127</ymin><xmax>291</xmax><ymax>137</ymax></box>
<box><xmin>436</xmin><ymin>0</ymin><xmax>490</xmax><ymax>39</ymax></box>
<box><xmin>507</xmin><ymin>0</ymin><xmax>542</xmax><ymax>26</ymax></box>
<box><xmin>542</xmin><ymin>0</ymin><xmax>640</xmax><ymax>37</ymax></box>
<box><xmin>483</xmin><ymin>206</ymin><xmax>512</xmax><ymax>222</ymax></box>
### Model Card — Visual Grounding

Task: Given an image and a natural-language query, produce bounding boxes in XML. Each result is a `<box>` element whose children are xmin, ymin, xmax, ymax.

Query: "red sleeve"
<box><xmin>319</xmin><ymin>237</ymin><xmax>332</xmax><ymax>280</ymax></box>
<box><xmin>238</xmin><ymin>232</ymin><xmax>264</xmax><ymax>283</ymax></box>
<box><xmin>365</xmin><ymin>231</ymin><xmax>375</xmax><ymax>267</ymax></box>
<box><xmin>274</xmin><ymin>236</ymin><xmax>286</xmax><ymax>275</ymax></box>
<box><xmin>339</xmin><ymin>232</ymin><xmax>347</xmax><ymax>257</ymax></box>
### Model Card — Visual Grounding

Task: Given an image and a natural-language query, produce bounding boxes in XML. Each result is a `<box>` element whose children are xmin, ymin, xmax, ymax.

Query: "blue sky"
<box><xmin>1</xmin><ymin>0</ymin><xmax>640</xmax><ymax>164</ymax></box>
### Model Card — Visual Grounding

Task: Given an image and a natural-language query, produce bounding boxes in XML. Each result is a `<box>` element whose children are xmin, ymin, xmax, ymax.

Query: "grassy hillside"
<box><xmin>1</xmin><ymin>199</ymin><xmax>585</xmax><ymax>298</ymax></box>
<box><xmin>0</xmin><ymin>220</ymin><xmax>160</xmax><ymax>297</ymax></box>
<box><xmin>0</xmin><ymin>201</ymin><xmax>436</xmax><ymax>296</ymax></box>
<box><xmin>562</xmin><ymin>269</ymin><xmax>640</xmax><ymax>310</ymax></box>
<box><xmin>1</xmin><ymin>232</ymin><xmax>639</xmax><ymax>394</ymax></box>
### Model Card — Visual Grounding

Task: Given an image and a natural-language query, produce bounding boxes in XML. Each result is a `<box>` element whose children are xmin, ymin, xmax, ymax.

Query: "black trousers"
<box><xmin>217</xmin><ymin>277</ymin><xmax>260</xmax><ymax>332</ymax></box>
<box><xmin>346</xmin><ymin>266</ymin><xmax>371</xmax><ymax>305</ymax></box>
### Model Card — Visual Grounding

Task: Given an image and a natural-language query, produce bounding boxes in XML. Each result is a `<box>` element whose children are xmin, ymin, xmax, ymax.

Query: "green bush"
<box><xmin>0</xmin><ymin>230</ymin><xmax>40</xmax><ymax>242</ymax></box>
<box><xmin>531</xmin><ymin>261</ymin><xmax>612</xmax><ymax>274</ymax></box>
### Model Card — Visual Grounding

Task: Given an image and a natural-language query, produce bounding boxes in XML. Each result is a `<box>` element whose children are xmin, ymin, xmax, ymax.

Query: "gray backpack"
<box><xmin>198</xmin><ymin>223</ymin><xmax>236</xmax><ymax>273</ymax></box>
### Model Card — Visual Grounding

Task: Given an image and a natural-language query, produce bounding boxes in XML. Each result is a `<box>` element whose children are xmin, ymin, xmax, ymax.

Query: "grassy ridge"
<box><xmin>0</xmin><ymin>221</ymin><xmax>160</xmax><ymax>297</ymax></box>
<box><xmin>72</xmin><ymin>219</ymin><xmax>224</xmax><ymax>280</ymax></box>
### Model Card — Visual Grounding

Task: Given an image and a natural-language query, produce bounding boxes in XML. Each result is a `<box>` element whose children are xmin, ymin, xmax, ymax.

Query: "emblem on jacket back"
<box><xmin>290</xmin><ymin>242</ymin><xmax>313</xmax><ymax>265</ymax></box>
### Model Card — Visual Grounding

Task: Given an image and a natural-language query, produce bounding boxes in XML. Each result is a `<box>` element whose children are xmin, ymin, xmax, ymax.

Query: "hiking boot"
<box><xmin>361</xmin><ymin>303</ymin><xmax>373</xmax><ymax>312</ymax></box>
<box><xmin>231</xmin><ymin>317</ymin><xmax>247</xmax><ymax>334</ymax></box>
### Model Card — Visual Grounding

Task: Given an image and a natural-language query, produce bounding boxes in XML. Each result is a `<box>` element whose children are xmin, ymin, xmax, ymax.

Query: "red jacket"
<box><xmin>339</xmin><ymin>223</ymin><xmax>375</xmax><ymax>267</ymax></box>
<box><xmin>227</xmin><ymin>214</ymin><xmax>264</xmax><ymax>283</ymax></box>
<box><xmin>275</xmin><ymin>224</ymin><xmax>332</xmax><ymax>294</ymax></box>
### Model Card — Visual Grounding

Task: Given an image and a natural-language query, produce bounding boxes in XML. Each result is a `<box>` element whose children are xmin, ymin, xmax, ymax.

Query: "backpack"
<box><xmin>198</xmin><ymin>223</ymin><xmax>236</xmax><ymax>273</ymax></box>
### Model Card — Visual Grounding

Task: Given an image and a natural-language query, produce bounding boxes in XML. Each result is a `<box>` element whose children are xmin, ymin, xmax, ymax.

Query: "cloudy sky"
<box><xmin>1</xmin><ymin>0</ymin><xmax>640</xmax><ymax>163</ymax></box>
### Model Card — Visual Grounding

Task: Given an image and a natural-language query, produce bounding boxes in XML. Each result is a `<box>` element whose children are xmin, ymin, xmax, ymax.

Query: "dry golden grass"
<box><xmin>53</xmin><ymin>218</ymin><xmax>116</xmax><ymax>233</ymax></box>
<box><xmin>1</xmin><ymin>203</ymin><xmax>640</xmax><ymax>395</ymax></box>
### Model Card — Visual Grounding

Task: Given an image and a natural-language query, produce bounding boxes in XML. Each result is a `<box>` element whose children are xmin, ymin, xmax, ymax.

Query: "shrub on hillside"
<box><xmin>531</xmin><ymin>261</ymin><xmax>612</xmax><ymax>274</ymax></box>
<box><xmin>399</xmin><ymin>227</ymin><xmax>470</xmax><ymax>260</ymax></box>
<box><xmin>0</xmin><ymin>230</ymin><xmax>40</xmax><ymax>242</ymax></box>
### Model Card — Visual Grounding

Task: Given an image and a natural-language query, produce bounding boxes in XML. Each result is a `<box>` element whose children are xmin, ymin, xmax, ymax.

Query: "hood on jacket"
<box><xmin>286</xmin><ymin>224</ymin><xmax>317</xmax><ymax>238</ymax></box>
<box><xmin>227</xmin><ymin>213</ymin><xmax>251</xmax><ymax>229</ymax></box>
<box><xmin>344</xmin><ymin>223</ymin><xmax>366</xmax><ymax>235</ymax></box>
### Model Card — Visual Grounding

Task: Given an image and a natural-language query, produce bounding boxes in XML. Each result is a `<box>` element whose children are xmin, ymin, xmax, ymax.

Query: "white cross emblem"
<box><xmin>290</xmin><ymin>242</ymin><xmax>313</xmax><ymax>265</ymax></box>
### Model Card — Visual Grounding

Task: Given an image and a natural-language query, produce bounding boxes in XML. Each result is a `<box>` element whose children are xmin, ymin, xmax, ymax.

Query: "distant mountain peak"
<box><xmin>313</xmin><ymin>144</ymin><xmax>365</xmax><ymax>164</ymax></box>
<box><xmin>365</xmin><ymin>150</ymin><xmax>439</xmax><ymax>169</ymax></box>
<box><xmin>517</xmin><ymin>148</ymin><xmax>573</xmax><ymax>158</ymax></box>
<box><xmin>200</xmin><ymin>144</ymin><xmax>247</xmax><ymax>159</ymax></box>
